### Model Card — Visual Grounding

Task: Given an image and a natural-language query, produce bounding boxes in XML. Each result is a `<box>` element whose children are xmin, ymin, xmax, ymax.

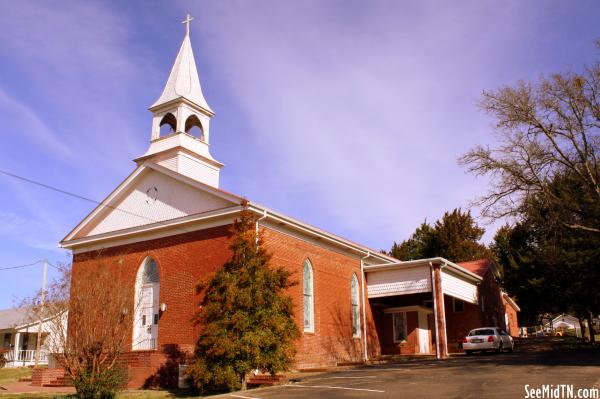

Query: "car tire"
<box><xmin>465</xmin><ymin>350</ymin><xmax>473</xmax><ymax>356</ymax></box>
<box><xmin>496</xmin><ymin>342</ymin><xmax>503</xmax><ymax>353</ymax></box>
<box><xmin>508</xmin><ymin>343</ymin><xmax>514</xmax><ymax>352</ymax></box>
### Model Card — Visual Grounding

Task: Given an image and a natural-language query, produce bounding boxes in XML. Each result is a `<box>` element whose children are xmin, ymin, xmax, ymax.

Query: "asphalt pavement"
<box><xmin>221</xmin><ymin>346</ymin><xmax>600</xmax><ymax>399</ymax></box>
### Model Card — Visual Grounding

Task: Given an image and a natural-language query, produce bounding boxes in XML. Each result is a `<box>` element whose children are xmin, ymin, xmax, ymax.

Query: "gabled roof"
<box><xmin>60</xmin><ymin>163</ymin><xmax>396</xmax><ymax>265</ymax></box>
<box><xmin>0</xmin><ymin>307</ymin><xmax>35</xmax><ymax>330</ymax></box>
<box><xmin>150</xmin><ymin>32</ymin><xmax>213</xmax><ymax>113</ymax></box>
<box><xmin>60</xmin><ymin>162</ymin><xmax>243</xmax><ymax>243</ymax></box>
<box><xmin>458</xmin><ymin>259</ymin><xmax>493</xmax><ymax>278</ymax></box>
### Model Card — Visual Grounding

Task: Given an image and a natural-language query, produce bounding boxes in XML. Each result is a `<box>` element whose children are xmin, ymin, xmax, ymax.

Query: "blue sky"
<box><xmin>0</xmin><ymin>0</ymin><xmax>598</xmax><ymax>308</ymax></box>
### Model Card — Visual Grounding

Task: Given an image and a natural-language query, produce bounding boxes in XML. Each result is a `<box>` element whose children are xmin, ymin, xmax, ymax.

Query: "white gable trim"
<box><xmin>62</xmin><ymin>166</ymin><xmax>147</xmax><ymax>242</ymax></box>
<box><xmin>61</xmin><ymin>162</ymin><xmax>242</xmax><ymax>244</ymax></box>
<box><xmin>61</xmin><ymin>205</ymin><xmax>243</xmax><ymax>252</ymax></box>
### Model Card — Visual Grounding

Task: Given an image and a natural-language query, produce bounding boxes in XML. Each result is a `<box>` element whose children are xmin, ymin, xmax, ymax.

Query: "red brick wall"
<box><xmin>444</xmin><ymin>297</ymin><xmax>482</xmax><ymax>353</ymax></box>
<box><xmin>502</xmin><ymin>298</ymin><xmax>519</xmax><ymax>337</ymax></box>
<box><xmin>70</xmin><ymin>225</ymin><xmax>234</xmax><ymax>388</ymax></box>
<box><xmin>261</xmin><ymin>227</ymin><xmax>372</xmax><ymax>368</ymax></box>
<box><xmin>478</xmin><ymin>269</ymin><xmax>508</xmax><ymax>330</ymax></box>
<box><xmin>69</xmin><ymin>223</ymin><xmax>375</xmax><ymax>387</ymax></box>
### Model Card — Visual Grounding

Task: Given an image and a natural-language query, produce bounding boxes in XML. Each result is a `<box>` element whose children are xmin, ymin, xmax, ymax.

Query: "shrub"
<box><xmin>70</xmin><ymin>367</ymin><xmax>127</xmax><ymax>399</ymax></box>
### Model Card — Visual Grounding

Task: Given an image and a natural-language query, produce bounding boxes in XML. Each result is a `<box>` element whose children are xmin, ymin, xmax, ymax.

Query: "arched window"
<box><xmin>184</xmin><ymin>115</ymin><xmax>204</xmax><ymax>140</ymax></box>
<box><xmin>133</xmin><ymin>257</ymin><xmax>160</xmax><ymax>350</ymax></box>
<box><xmin>303</xmin><ymin>259</ymin><xmax>314</xmax><ymax>332</ymax></box>
<box><xmin>159</xmin><ymin>113</ymin><xmax>177</xmax><ymax>137</ymax></box>
<box><xmin>351</xmin><ymin>274</ymin><xmax>360</xmax><ymax>337</ymax></box>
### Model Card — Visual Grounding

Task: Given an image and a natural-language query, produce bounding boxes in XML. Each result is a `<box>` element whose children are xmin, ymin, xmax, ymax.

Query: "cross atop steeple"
<box><xmin>182</xmin><ymin>13</ymin><xmax>194</xmax><ymax>37</ymax></box>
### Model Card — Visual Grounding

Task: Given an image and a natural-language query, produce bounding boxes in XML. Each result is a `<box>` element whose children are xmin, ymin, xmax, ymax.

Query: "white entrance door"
<box><xmin>136</xmin><ymin>282</ymin><xmax>159</xmax><ymax>350</ymax></box>
<box><xmin>418</xmin><ymin>311</ymin><xmax>430</xmax><ymax>354</ymax></box>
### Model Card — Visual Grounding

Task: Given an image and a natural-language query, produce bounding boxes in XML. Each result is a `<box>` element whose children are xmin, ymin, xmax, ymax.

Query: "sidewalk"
<box><xmin>0</xmin><ymin>380</ymin><xmax>75</xmax><ymax>395</ymax></box>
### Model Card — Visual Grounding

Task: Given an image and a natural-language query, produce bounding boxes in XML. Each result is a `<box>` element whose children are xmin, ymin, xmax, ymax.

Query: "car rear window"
<box><xmin>469</xmin><ymin>329</ymin><xmax>495</xmax><ymax>336</ymax></box>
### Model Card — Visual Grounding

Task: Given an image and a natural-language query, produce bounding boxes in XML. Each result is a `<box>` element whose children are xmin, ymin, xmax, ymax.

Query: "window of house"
<box><xmin>303</xmin><ymin>259</ymin><xmax>314</xmax><ymax>332</ymax></box>
<box><xmin>2</xmin><ymin>333</ymin><xmax>11</xmax><ymax>349</ymax></box>
<box><xmin>351</xmin><ymin>274</ymin><xmax>360</xmax><ymax>338</ymax></box>
<box><xmin>453</xmin><ymin>298</ymin><xmax>465</xmax><ymax>312</ymax></box>
<box><xmin>393</xmin><ymin>312</ymin><xmax>407</xmax><ymax>343</ymax></box>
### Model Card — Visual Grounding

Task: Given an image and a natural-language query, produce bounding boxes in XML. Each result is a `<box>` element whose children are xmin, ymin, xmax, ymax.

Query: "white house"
<box><xmin>0</xmin><ymin>307</ymin><xmax>66</xmax><ymax>368</ymax></box>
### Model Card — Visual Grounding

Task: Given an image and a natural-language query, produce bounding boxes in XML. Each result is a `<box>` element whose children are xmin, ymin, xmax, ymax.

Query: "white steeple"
<box><xmin>149</xmin><ymin>14</ymin><xmax>213</xmax><ymax>114</ymax></box>
<box><xmin>137</xmin><ymin>14</ymin><xmax>223</xmax><ymax>188</ymax></box>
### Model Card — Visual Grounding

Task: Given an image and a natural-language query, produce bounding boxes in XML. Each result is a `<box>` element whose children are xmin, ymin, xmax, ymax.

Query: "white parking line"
<box><xmin>230</xmin><ymin>395</ymin><xmax>263</xmax><ymax>399</ymax></box>
<box><xmin>326</xmin><ymin>376</ymin><xmax>377</xmax><ymax>379</ymax></box>
<box><xmin>288</xmin><ymin>384</ymin><xmax>385</xmax><ymax>393</ymax></box>
<box><xmin>344</xmin><ymin>368</ymin><xmax>410</xmax><ymax>372</ymax></box>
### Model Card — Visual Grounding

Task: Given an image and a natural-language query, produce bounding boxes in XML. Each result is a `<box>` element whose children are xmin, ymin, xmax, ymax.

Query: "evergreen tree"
<box><xmin>492</xmin><ymin>169</ymin><xmax>600</xmax><ymax>339</ymax></box>
<box><xmin>390</xmin><ymin>222</ymin><xmax>433</xmax><ymax>260</ymax></box>
<box><xmin>390</xmin><ymin>209</ymin><xmax>490</xmax><ymax>262</ymax></box>
<box><xmin>187</xmin><ymin>206</ymin><xmax>300</xmax><ymax>393</ymax></box>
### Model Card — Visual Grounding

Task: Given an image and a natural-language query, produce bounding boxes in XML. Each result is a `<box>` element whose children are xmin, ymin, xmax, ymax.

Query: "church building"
<box><xmin>59</xmin><ymin>17</ymin><xmax>519</xmax><ymax>388</ymax></box>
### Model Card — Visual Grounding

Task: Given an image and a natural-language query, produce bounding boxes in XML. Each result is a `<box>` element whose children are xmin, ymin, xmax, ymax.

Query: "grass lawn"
<box><xmin>0</xmin><ymin>391</ymin><xmax>185</xmax><ymax>399</ymax></box>
<box><xmin>0</xmin><ymin>368</ymin><xmax>32</xmax><ymax>386</ymax></box>
<box><xmin>0</xmin><ymin>388</ymin><xmax>202</xmax><ymax>399</ymax></box>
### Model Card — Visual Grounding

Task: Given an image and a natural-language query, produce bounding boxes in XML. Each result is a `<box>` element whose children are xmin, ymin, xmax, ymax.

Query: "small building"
<box><xmin>544</xmin><ymin>314</ymin><xmax>584</xmax><ymax>338</ymax></box>
<box><xmin>0</xmin><ymin>307</ymin><xmax>54</xmax><ymax>368</ymax></box>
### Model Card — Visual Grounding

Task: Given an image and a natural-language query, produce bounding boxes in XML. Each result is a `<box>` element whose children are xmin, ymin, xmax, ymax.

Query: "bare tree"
<box><xmin>22</xmin><ymin>257</ymin><xmax>140</xmax><ymax>397</ymax></box>
<box><xmin>460</xmin><ymin>45</ymin><xmax>600</xmax><ymax>233</ymax></box>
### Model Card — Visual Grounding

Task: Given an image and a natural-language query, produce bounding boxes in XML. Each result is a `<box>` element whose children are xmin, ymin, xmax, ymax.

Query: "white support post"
<box><xmin>13</xmin><ymin>332</ymin><xmax>21</xmax><ymax>365</ymax></box>
<box><xmin>360</xmin><ymin>252</ymin><xmax>370</xmax><ymax>362</ymax></box>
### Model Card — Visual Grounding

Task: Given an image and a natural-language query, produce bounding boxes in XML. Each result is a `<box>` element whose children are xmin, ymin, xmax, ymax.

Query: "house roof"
<box><xmin>0</xmin><ymin>307</ymin><xmax>35</xmax><ymax>330</ymax></box>
<box><xmin>457</xmin><ymin>259</ymin><xmax>493</xmax><ymax>278</ymax></box>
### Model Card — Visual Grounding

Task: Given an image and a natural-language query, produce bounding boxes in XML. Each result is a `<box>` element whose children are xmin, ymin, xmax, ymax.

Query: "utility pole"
<box><xmin>34</xmin><ymin>259</ymin><xmax>47</xmax><ymax>368</ymax></box>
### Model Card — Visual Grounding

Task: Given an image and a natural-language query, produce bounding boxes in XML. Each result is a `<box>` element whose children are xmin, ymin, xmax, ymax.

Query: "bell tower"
<box><xmin>136</xmin><ymin>14</ymin><xmax>223</xmax><ymax>188</ymax></box>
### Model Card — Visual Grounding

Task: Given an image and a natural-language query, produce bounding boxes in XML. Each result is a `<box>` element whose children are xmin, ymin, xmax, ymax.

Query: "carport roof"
<box><xmin>364</xmin><ymin>257</ymin><xmax>482</xmax><ymax>282</ymax></box>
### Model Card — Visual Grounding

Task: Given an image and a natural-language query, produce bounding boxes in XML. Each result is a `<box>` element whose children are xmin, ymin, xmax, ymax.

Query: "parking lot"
<box><xmin>224</xmin><ymin>346</ymin><xmax>600</xmax><ymax>399</ymax></box>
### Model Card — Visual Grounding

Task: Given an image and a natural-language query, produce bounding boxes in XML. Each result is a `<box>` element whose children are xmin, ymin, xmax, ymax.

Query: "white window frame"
<box><xmin>392</xmin><ymin>312</ymin><xmax>408</xmax><ymax>343</ymax></box>
<box><xmin>303</xmin><ymin>259</ymin><xmax>315</xmax><ymax>333</ymax></box>
<box><xmin>351</xmin><ymin>273</ymin><xmax>360</xmax><ymax>338</ymax></box>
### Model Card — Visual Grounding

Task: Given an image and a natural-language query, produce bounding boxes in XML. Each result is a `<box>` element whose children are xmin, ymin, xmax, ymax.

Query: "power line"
<box><xmin>0</xmin><ymin>169</ymin><xmax>160</xmax><ymax>225</ymax></box>
<box><xmin>0</xmin><ymin>168</ymin><xmax>196</xmax><ymax>236</ymax></box>
<box><xmin>0</xmin><ymin>260</ymin><xmax>62</xmax><ymax>272</ymax></box>
<box><xmin>0</xmin><ymin>260</ymin><xmax>44</xmax><ymax>271</ymax></box>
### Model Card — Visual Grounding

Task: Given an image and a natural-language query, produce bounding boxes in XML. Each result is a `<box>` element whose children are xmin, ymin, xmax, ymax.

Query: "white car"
<box><xmin>462</xmin><ymin>327</ymin><xmax>514</xmax><ymax>354</ymax></box>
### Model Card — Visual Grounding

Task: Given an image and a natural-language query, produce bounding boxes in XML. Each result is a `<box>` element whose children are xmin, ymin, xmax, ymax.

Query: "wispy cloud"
<box><xmin>189</xmin><ymin>0</ymin><xmax>552</xmax><ymax>246</ymax></box>
<box><xmin>0</xmin><ymin>86</ymin><xmax>73</xmax><ymax>159</ymax></box>
<box><xmin>0</xmin><ymin>210</ymin><xmax>64</xmax><ymax>252</ymax></box>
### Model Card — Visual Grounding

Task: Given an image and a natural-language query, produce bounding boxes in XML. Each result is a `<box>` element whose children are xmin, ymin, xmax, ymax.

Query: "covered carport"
<box><xmin>364</xmin><ymin>258</ymin><xmax>483</xmax><ymax>359</ymax></box>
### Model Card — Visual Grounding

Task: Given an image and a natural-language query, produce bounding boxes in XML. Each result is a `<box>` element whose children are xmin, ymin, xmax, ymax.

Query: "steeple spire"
<box><xmin>139</xmin><ymin>15</ymin><xmax>223</xmax><ymax>189</ymax></box>
<box><xmin>150</xmin><ymin>13</ymin><xmax>212</xmax><ymax>113</ymax></box>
